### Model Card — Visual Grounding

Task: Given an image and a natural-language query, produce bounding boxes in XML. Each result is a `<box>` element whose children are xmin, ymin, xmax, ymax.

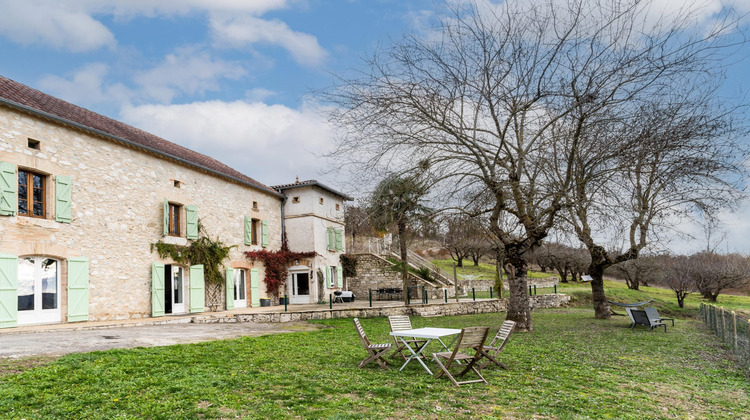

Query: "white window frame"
<box><xmin>329</xmin><ymin>266</ymin><xmax>337</xmax><ymax>288</ymax></box>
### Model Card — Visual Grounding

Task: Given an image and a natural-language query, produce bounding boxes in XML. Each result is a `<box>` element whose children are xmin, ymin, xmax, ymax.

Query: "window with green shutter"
<box><xmin>244</xmin><ymin>216</ymin><xmax>253</xmax><ymax>245</ymax></box>
<box><xmin>327</xmin><ymin>227</ymin><xmax>335</xmax><ymax>251</ymax></box>
<box><xmin>152</xmin><ymin>263</ymin><xmax>165</xmax><ymax>317</ymax></box>
<box><xmin>0</xmin><ymin>253</ymin><xmax>18</xmax><ymax>329</ymax></box>
<box><xmin>186</xmin><ymin>205</ymin><xmax>198</xmax><ymax>239</ymax></box>
<box><xmin>261</xmin><ymin>220</ymin><xmax>269</xmax><ymax>248</ymax></box>
<box><xmin>337</xmin><ymin>266</ymin><xmax>344</xmax><ymax>288</ymax></box>
<box><xmin>66</xmin><ymin>257</ymin><xmax>89</xmax><ymax>322</ymax></box>
<box><xmin>335</xmin><ymin>229</ymin><xmax>343</xmax><ymax>252</ymax></box>
<box><xmin>55</xmin><ymin>175</ymin><xmax>72</xmax><ymax>223</ymax></box>
<box><xmin>0</xmin><ymin>162</ymin><xmax>17</xmax><ymax>216</ymax></box>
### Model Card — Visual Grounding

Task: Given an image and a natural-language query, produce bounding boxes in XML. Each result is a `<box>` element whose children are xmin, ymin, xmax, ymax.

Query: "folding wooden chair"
<box><xmin>353</xmin><ymin>318</ymin><xmax>391</xmax><ymax>368</ymax></box>
<box><xmin>388</xmin><ymin>315</ymin><xmax>428</xmax><ymax>360</ymax></box>
<box><xmin>432</xmin><ymin>326</ymin><xmax>490</xmax><ymax>386</ymax></box>
<box><xmin>479</xmin><ymin>320</ymin><xmax>516</xmax><ymax>369</ymax></box>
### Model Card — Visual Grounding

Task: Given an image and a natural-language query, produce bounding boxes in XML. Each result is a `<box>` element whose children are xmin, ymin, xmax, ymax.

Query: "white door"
<box><xmin>289</xmin><ymin>269</ymin><xmax>310</xmax><ymax>304</ymax></box>
<box><xmin>234</xmin><ymin>269</ymin><xmax>247</xmax><ymax>308</ymax></box>
<box><xmin>17</xmin><ymin>257</ymin><xmax>61</xmax><ymax>325</ymax></box>
<box><xmin>169</xmin><ymin>265</ymin><xmax>185</xmax><ymax>314</ymax></box>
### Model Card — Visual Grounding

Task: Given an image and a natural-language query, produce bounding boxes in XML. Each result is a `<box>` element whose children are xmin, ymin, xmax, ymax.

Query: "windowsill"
<box><xmin>162</xmin><ymin>236</ymin><xmax>188</xmax><ymax>246</ymax></box>
<box><xmin>13</xmin><ymin>216</ymin><xmax>59</xmax><ymax>229</ymax></box>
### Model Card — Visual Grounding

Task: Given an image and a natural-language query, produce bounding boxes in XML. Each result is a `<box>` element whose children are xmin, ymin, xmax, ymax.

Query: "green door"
<box><xmin>0</xmin><ymin>253</ymin><xmax>18</xmax><ymax>328</ymax></box>
<box><xmin>66</xmin><ymin>257</ymin><xmax>89</xmax><ymax>322</ymax></box>
<box><xmin>250</xmin><ymin>268</ymin><xmax>260</xmax><ymax>308</ymax></box>
<box><xmin>152</xmin><ymin>263</ymin><xmax>165</xmax><ymax>317</ymax></box>
<box><xmin>189</xmin><ymin>265</ymin><xmax>205</xmax><ymax>313</ymax></box>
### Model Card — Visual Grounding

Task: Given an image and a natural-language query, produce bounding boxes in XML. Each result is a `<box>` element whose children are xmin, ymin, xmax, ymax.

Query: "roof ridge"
<box><xmin>0</xmin><ymin>75</ymin><xmax>279</xmax><ymax>197</ymax></box>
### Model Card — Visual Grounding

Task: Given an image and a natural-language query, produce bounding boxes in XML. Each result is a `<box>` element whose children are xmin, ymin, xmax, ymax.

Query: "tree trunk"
<box><xmin>505</xmin><ymin>247</ymin><xmax>532</xmax><ymax>332</ymax></box>
<box><xmin>456</xmin><ymin>257</ymin><xmax>464</xmax><ymax>267</ymax></box>
<box><xmin>398</xmin><ymin>221</ymin><xmax>409</xmax><ymax>305</ymax></box>
<box><xmin>494</xmin><ymin>248</ymin><xmax>504</xmax><ymax>299</ymax></box>
<box><xmin>472</xmin><ymin>256</ymin><xmax>480</xmax><ymax>266</ymax></box>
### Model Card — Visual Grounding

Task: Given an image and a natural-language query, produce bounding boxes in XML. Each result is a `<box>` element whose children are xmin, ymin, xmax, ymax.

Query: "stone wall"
<box><xmin>189</xmin><ymin>294</ymin><xmax>571</xmax><ymax>324</ymax></box>
<box><xmin>0</xmin><ymin>105</ymin><xmax>283</xmax><ymax>323</ymax></box>
<box><xmin>346</xmin><ymin>253</ymin><xmax>455</xmax><ymax>300</ymax></box>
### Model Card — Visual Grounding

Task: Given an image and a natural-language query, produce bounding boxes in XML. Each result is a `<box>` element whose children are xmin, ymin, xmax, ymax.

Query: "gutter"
<box><xmin>0</xmin><ymin>97</ymin><xmax>285</xmax><ymax>199</ymax></box>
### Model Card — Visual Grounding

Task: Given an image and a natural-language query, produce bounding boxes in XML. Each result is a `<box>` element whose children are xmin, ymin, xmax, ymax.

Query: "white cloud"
<box><xmin>133</xmin><ymin>47</ymin><xmax>247</xmax><ymax>103</ymax></box>
<box><xmin>38</xmin><ymin>63</ymin><xmax>133</xmax><ymax>108</ymax></box>
<box><xmin>0</xmin><ymin>0</ymin><xmax>115</xmax><ymax>52</ymax></box>
<box><xmin>210</xmin><ymin>15</ymin><xmax>327</xmax><ymax>67</ymax></box>
<box><xmin>119</xmin><ymin>100</ymin><xmax>335</xmax><ymax>186</ymax></box>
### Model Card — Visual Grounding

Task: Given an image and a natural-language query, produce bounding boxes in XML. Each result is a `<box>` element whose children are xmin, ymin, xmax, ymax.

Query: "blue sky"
<box><xmin>1</xmin><ymin>0</ymin><xmax>750</xmax><ymax>253</ymax></box>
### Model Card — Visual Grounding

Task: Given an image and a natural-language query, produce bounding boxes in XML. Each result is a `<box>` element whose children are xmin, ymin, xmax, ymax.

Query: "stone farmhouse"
<box><xmin>0</xmin><ymin>75</ymin><xmax>348</xmax><ymax>329</ymax></box>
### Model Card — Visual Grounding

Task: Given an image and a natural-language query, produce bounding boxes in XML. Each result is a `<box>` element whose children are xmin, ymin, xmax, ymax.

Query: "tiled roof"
<box><xmin>0</xmin><ymin>75</ymin><xmax>281</xmax><ymax>198</ymax></box>
<box><xmin>272</xmin><ymin>179</ymin><xmax>353</xmax><ymax>201</ymax></box>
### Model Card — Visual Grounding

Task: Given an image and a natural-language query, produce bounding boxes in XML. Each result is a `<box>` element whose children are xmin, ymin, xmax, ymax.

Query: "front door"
<box><xmin>289</xmin><ymin>269</ymin><xmax>310</xmax><ymax>304</ymax></box>
<box><xmin>17</xmin><ymin>257</ymin><xmax>61</xmax><ymax>325</ymax></box>
<box><xmin>234</xmin><ymin>269</ymin><xmax>247</xmax><ymax>308</ymax></box>
<box><xmin>165</xmin><ymin>265</ymin><xmax>185</xmax><ymax>314</ymax></box>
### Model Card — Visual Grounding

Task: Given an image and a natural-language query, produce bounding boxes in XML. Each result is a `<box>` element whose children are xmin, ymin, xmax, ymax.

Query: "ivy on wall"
<box><xmin>340</xmin><ymin>254</ymin><xmax>357</xmax><ymax>278</ymax></box>
<box><xmin>246</xmin><ymin>246</ymin><xmax>316</xmax><ymax>298</ymax></box>
<box><xmin>151</xmin><ymin>223</ymin><xmax>234</xmax><ymax>287</ymax></box>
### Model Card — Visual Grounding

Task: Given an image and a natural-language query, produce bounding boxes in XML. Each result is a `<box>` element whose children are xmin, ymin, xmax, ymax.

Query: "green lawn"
<box><xmin>1</xmin><ymin>308</ymin><xmax>748</xmax><ymax>419</ymax></box>
<box><xmin>432</xmin><ymin>259</ymin><xmax>556</xmax><ymax>280</ymax></box>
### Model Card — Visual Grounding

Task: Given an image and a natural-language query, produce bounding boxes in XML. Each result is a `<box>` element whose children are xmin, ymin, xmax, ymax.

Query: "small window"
<box><xmin>253</xmin><ymin>201</ymin><xmax>258</xmax><ymax>210</ymax></box>
<box><xmin>27</xmin><ymin>139</ymin><xmax>40</xmax><ymax>150</ymax></box>
<box><xmin>335</xmin><ymin>204</ymin><xmax>340</xmax><ymax>211</ymax></box>
<box><xmin>329</xmin><ymin>266</ymin><xmax>337</xmax><ymax>288</ymax></box>
<box><xmin>251</xmin><ymin>218</ymin><xmax>260</xmax><ymax>245</ymax></box>
<box><xmin>319</xmin><ymin>198</ymin><xmax>324</xmax><ymax>205</ymax></box>
<box><xmin>292</xmin><ymin>196</ymin><xmax>300</xmax><ymax>203</ymax></box>
<box><xmin>173</xmin><ymin>180</ymin><xmax>181</xmax><ymax>188</ymax></box>
<box><xmin>18</xmin><ymin>169</ymin><xmax>45</xmax><ymax>218</ymax></box>
<box><xmin>168</xmin><ymin>203</ymin><xmax>181</xmax><ymax>236</ymax></box>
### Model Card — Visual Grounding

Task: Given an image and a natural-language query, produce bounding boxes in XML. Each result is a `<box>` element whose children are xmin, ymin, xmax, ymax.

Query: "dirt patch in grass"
<box><xmin>0</xmin><ymin>355</ymin><xmax>58</xmax><ymax>378</ymax></box>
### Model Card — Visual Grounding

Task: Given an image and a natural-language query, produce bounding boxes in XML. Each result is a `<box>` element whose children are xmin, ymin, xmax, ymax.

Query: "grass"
<box><xmin>432</xmin><ymin>258</ymin><xmax>556</xmax><ymax>280</ymax></box>
<box><xmin>1</xmin><ymin>308</ymin><xmax>749</xmax><ymax>419</ymax></box>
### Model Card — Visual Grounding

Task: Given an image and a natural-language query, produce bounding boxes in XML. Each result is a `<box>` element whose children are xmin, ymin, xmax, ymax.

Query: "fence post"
<box><xmin>472</xmin><ymin>288</ymin><xmax>476</xmax><ymax>301</ymax></box>
<box><xmin>369</xmin><ymin>289</ymin><xmax>372</xmax><ymax>308</ymax></box>
<box><xmin>719</xmin><ymin>307</ymin><xmax>725</xmax><ymax>343</ymax></box>
<box><xmin>534</xmin><ymin>285</ymin><xmax>537</xmax><ymax>295</ymax></box>
<box><xmin>329</xmin><ymin>294</ymin><xmax>332</xmax><ymax>310</ymax></box>
<box><xmin>490</xmin><ymin>287</ymin><xmax>493</xmax><ymax>299</ymax></box>
<box><xmin>732</xmin><ymin>311</ymin><xmax>737</xmax><ymax>351</ymax></box>
<box><xmin>453</xmin><ymin>263</ymin><xmax>459</xmax><ymax>303</ymax></box>
<box><xmin>528</xmin><ymin>285</ymin><xmax>532</xmax><ymax>296</ymax></box>
<box><xmin>444</xmin><ymin>289</ymin><xmax>448</xmax><ymax>303</ymax></box>
<box><xmin>284</xmin><ymin>295</ymin><xmax>288</xmax><ymax>312</ymax></box>
<box><xmin>554</xmin><ymin>284</ymin><xmax>557</xmax><ymax>294</ymax></box>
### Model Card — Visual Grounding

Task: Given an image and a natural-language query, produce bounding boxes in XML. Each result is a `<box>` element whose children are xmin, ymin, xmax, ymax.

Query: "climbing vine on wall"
<box><xmin>151</xmin><ymin>223</ymin><xmax>234</xmax><ymax>288</ymax></box>
<box><xmin>340</xmin><ymin>254</ymin><xmax>357</xmax><ymax>278</ymax></box>
<box><xmin>245</xmin><ymin>245</ymin><xmax>316</xmax><ymax>298</ymax></box>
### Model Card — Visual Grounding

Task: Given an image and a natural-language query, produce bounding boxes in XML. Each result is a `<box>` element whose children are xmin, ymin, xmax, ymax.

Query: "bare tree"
<box><xmin>344</xmin><ymin>205</ymin><xmax>374</xmax><ymax>253</ymax></box>
<box><xmin>323</xmin><ymin>0</ymin><xmax>748</xmax><ymax>330</ymax></box>
<box><xmin>663</xmin><ymin>255</ymin><xmax>696</xmax><ymax>308</ymax></box>
<box><xmin>694</xmin><ymin>252</ymin><xmax>750</xmax><ymax>302</ymax></box>
<box><xmin>608</xmin><ymin>257</ymin><xmax>661</xmax><ymax>290</ymax></box>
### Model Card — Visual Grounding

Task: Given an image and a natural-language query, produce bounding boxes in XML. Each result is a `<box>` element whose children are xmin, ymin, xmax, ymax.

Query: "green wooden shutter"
<box><xmin>335</xmin><ymin>229</ymin><xmax>343</xmax><ymax>252</ymax></box>
<box><xmin>0</xmin><ymin>253</ymin><xmax>18</xmax><ymax>329</ymax></box>
<box><xmin>225</xmin><ymin>267</ymin><xmax>234</xmax><ymax>310</ymax></box>
<box><xmin>0</xmin><ymin>162</ymin><xmax>17</xmax><ymax>216</ymax></box>
<box><xmin>189</xmin><ymin>264</ymin><xmax>205</xmax><ymax>313</ymax></box>
<box><xmin>186</xmin><ymin>205</ymin><xmax>198</xmax><ymax>239</ymax></box>
<box><xmin>325</xmin><ymin>266</ymin><xmax>330</xmax><ymax>287</ymax></box>
<box><xmin>162</xmin><ymin>199</ymin><xmax>169</xmax><ymax>236</ymax></box>
<box><xmin>261</xmin><ymin>220</ymin><xmax>269</xmax><ymax>248</ymax></box>
<box><xmin>66</xmin><ymin>257</ymin><xmax>89</xmax><ymax>322</ymax></box>
<box><xmin>337</xmin><ymin>266</ymin><xmax>344</xmax><ymax>288</ymax></box>
<box><xmin>244</xmin><ymin>216</ymin><xmax>253</xmax><ymax>245</ymax></box>
<box><xmin>55</xmin><ymin>175</ymin><xmax>72</xmax><ymax>223</ymax></box>
<box><xmin>151</xmin><ymin>263</ymin><xmax>165</xmax><ymax>317</ymax></box>
<box><xmin>327</xmin><ymin>227</ymin><xmax>334</xmax><ymax>251</ymax></box>
<box><xmin>250</xmin><ymin>268</ymin><xmax>260</xmax><ymax>308</ymax></box>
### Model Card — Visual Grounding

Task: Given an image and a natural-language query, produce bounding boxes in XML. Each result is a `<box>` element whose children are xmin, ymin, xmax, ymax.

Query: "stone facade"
<box><xmin>0</xmin><ymin>105</ymin><xmax>283</xmax><ymax>324</ymax></box>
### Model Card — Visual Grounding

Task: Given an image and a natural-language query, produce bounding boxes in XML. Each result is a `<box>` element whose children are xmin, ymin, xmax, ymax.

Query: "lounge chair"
<box><xmin>644</xmin><ymin>307</ymin><xmax>674</xmax><ymax>327</ymax></box>
<box><xmin>353</xmin><ymin>318</ymin><xmax>391</xmax><ymax>368</ymax></box>
<box><xmin>628</xmin><ymin>308</ymin><xmax>667</xmax><ymax>332</ymax></box>
<box><xmin>388</xmin><ymin>315</ymin><xmax>428</xmax><ymax>360</ymax></box>
<box><xmin>432</xmin><ymin>326</ymin><xmax>490</xmax><ymax>386</ymax></box>
<box><xmin>478</xmin><ymin>320</ymin><xmax>516</xmax><ymax>369</ymax></box>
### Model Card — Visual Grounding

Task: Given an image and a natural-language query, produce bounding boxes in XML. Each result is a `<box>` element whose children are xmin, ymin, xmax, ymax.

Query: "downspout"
<box><xmin>280</xmin><ymin>193</ymin><xmax>288</xmax><ymax>248</ymax></box>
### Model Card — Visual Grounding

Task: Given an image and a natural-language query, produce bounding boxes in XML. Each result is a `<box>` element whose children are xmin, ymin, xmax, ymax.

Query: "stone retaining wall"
<box><xmin>191</xmin><ymin>294</ymin><xmax>571</xmax><ymax>323</ymax></box>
